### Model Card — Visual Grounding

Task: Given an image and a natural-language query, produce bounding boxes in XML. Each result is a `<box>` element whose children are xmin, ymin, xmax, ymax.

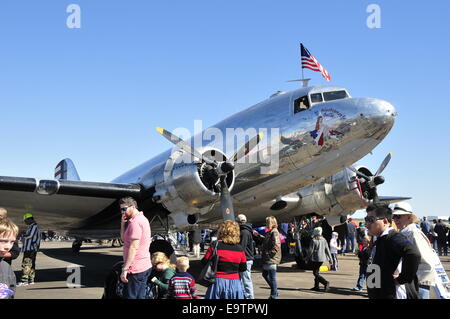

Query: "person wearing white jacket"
<box><xmin>392</xmin><ymin>202</ymin><xmax>437</xmax><ymax>299</ymax></box>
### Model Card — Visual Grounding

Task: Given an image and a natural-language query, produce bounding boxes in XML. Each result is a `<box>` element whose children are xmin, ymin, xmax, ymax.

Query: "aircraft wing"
<box><xmin>0</xmin><ymin>176</ymin><xmax>146</xmax><ymax>232</ymax></box>
<box><xmin>377</xmin><ymin>196</ymin><xmax>412</xmax><ymax>205</ymax></box>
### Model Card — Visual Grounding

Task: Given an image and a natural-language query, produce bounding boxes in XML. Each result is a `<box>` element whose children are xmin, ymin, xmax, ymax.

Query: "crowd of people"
<box><xmin>1</xmin><ymin>196</ymin><xmax>449</xmax><ymax>299</ymax></box>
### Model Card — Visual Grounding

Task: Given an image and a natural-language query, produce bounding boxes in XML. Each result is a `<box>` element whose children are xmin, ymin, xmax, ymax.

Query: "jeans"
<box><xmin>437</xmin><ymin>240</ymin><xmax>448</xmax><ymax>256</ymax></box>
<box><xmin>419</xmin><ymin>285</ymin><xmax>430</xmax><ymax>299</ymax></box>
<box><xmin>240</xmin><ymin>260</ymin><xmax>254</xmax><ymax>299</ymax></box>
<box><xmin>355</xmin><ymin>265</ymin><xmax>367</xmax><ymax>289</ymax></box>
<box><xmin>312</xmin><ymin>262</ymin><xmax>328</xmax><ymax>288</ymax></box>
<box><xmin>262</xmin><ymin>264</ymin><xmax>278</xmax><ymax>299</ymax></box>
<box><xmin>432</xmin><ymin>236</ymin><xmax>438</xmax><ymax>250</ymax></box>
<box><xmin>338</xmin><ymin>238</ymin><xmax>346</xmax><ymax>254</ymax></box>
<box><xmin>124</xmin><ymin>268</ymin><xmax>151</xmax><ymax>299</ymax></box>
<box><xmin>346</xmin><ymin>234</ymin><xmax>356</xmax><ymax>253</ymax></box>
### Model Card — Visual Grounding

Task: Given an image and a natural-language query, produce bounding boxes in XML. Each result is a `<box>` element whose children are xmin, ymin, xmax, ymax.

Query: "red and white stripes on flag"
<box><xmin>301</xmin><ymin>43</ymin><xmax>331</xmax><ymax>82</ymax></box>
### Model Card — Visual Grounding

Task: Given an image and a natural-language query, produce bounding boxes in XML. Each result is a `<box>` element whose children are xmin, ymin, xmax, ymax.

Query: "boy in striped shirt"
<box><xmin>169</xmin><ymin>257</ymin><xmax>198</xmax><ymax>299</ymax></box>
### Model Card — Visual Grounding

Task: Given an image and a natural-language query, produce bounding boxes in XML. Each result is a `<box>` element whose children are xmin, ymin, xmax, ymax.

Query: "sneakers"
<box><xmin>17</xmin><ymin>282</ymin><xmax>29</xmax><ymax>287</ymax></box>
<box><xmin>310</xmin><ymin>287</ymin><xmax>320</xmax><ymax>291</ymax></box>
<box><xmin>324</xmin><ymin>282</ymin><xmax>330</xmax><ymax>292</ymax></box>
<box><xmin>17</xmin><ymin>282</ymin><xmax>34</xmax><ymax>287</ymax></box>
<box><xmin>352</xmin><ymin>286</ymin><xmax>362</xmax><ymax>291</ymax></box>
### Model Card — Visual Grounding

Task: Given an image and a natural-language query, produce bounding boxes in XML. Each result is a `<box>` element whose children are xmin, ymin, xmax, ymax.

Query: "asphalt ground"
<box><xmin>10</xmin><ymin>241</ymin><xmax>450</xmax><ymax>299</ymax></box>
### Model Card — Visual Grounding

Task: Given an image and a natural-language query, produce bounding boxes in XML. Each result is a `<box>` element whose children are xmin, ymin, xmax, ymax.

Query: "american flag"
<box><xmin>301</xmin><ymin>43</ymin><xmax>331</xmax><ymax>82</ymax></box>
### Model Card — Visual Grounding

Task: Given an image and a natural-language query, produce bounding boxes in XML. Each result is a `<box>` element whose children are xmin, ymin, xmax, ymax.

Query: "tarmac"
<box><xmin>11</xmin><ymin>241</ymin><xmax>450</xmax><ymax>299</ymax></box>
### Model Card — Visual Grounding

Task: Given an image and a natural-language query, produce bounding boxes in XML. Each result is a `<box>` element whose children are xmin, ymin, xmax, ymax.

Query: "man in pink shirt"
<box><xmin>119</xmin><ymin>197</ymin><xmax>151</xmax><ymax>299</ymax></box>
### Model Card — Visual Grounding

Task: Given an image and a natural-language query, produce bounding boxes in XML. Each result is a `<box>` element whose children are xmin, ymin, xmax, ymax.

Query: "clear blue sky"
<box><xmin>0</xmin><ymin>1</ymin><xmax>449</xmax><ymax>218</ymax></box>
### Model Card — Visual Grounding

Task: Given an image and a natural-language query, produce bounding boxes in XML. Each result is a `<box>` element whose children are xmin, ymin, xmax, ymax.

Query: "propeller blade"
<box><xmin>220</xmin><ymin>177</ymin><xmax>235</xmax><ymax>221</ymax></box>
<box><xmin>375</xmin><ymin>152</ymin><xmax>392</xmax><ymax>177</ymax></box>
<box><xmin>230</xmin><ymin>132</ymin><xmax>264</xmax><ymax>163</ymax></box>
<box><xmin>348</xmin><ymin>166</ymin><xmax>371</xmax><ymax>181</ymax></box>
<box><xmin>156</xmin><ymin>127</ymin><xmax>215</xmax><ymax>165</ymax></box>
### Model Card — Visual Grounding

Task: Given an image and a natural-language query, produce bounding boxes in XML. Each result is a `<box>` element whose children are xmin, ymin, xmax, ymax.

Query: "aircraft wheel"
<box><xmin>72</xmin><ymin>240</ymin><xmax>82</xmax><ymax>253</ymax></box>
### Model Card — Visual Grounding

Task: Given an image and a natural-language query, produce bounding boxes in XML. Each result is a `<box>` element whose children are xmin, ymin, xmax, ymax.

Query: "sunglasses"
<box><xmin>120</xmin><ymin>206</ymin><xmax>131</xmax><ymax>212</ymax></box>
<box><xmin>392</xmin><ymin>215</ymin><xmax>403</xmax><ymax>220</ymax></box>
<box><xmin>364</xmin><ymin>216</ymin><xmax>385</xmax><ymax>224</ymax></box>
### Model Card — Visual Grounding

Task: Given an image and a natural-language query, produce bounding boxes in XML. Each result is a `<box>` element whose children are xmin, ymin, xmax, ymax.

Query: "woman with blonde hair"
<box><xmin>253</xmin><ymin>216</ymin><xmax>281</xmax><ymax>299</ymax></box>
<box><xmin>149</xmin><ymin>251</ymin><xmax>176</xmax><ymax>299</ymax></box>
<box><xmin>202</xmin><ymin>220</ymin><xmax>247</xmax><ymax>299</ymax></box>
<box><xmin>392</xmin><ymin>202</ymin><xmax>436</xmax><ymax>299</ymax></box>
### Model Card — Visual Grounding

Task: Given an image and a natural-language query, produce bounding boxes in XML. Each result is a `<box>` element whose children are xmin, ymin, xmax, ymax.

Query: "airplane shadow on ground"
<box><xmin>15</xmin><ymin>247</ymin><xmax>123</xmax><ymax>289</ymax></box>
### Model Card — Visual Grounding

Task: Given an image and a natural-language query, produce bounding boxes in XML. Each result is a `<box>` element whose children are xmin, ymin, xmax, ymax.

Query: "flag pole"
<box><xmin>300</xmin><ymin>43</ymin><xmax>310</xmax><ymax>88</ymax></box>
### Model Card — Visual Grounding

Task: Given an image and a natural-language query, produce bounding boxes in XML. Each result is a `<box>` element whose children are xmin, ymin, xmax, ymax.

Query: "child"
<box><xmin>149</xmin><ymin>252</ymin><xmax>176</xmax><ymax>299</ymax></box>
<box><xmin>353</xmin><ymin>235</ymin><xmax>371</xmax><ymax>291</ymax></box>
<box><xmin>306</xmin><ymin>227</ymin><xmax>332</xmax><ymax>292</ymax></box>
<box><xmin>0</xmin><ymin>218</ymin><xmax>19</xmax><ymax>299</ymax></box>
<box><xmin>168</xmin><ymin>256</ymin><xmax>198</xmax><ymax>299</ymax></box>
<box><xmin>329</xmin><ymin>232</ymin><xmax>341</xmax><ymax>271</ymax></box>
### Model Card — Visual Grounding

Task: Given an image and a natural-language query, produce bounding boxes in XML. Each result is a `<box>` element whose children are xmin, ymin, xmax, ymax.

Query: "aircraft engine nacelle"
<box><xmin>295</xmin><ymin>166</ymin><xmax>371</xmax><ymax>217</ymax></box>
<box><xmin>152</xmin><ymin>149</ymin><xmax>234</xmax><ymax>220</ymax></box>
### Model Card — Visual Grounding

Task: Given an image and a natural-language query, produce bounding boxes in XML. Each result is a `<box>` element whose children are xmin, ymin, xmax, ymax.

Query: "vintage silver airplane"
<box><xmin>0</xmin><ymin>84</ymin><xmax>408</xmax><ymax>251</ymax></box>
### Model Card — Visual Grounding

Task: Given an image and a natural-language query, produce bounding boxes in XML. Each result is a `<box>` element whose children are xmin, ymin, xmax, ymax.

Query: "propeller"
<box><xmin>156</xmin><ymin>127</ymin><xmax>263</xmax><ymax>221</ymax></box>
<box><xmin>349</xmin><ymin>152</ymin><xmax>392</xmax><ymax>204</ymax></box>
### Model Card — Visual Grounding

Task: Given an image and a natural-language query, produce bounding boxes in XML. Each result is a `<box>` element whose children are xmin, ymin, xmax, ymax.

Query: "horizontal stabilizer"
<box><xmin>55</xmin><ymin>158</ymin><xmax>80</xmax><ymax>181</ymax></box>
<box><xmin>378</xmin><ymin>196</ymin><xmax>412</xmax><ymax>205</ymax></box>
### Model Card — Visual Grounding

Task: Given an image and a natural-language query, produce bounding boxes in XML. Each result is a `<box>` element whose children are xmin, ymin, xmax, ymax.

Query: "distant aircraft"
<box><xmin>0</xmin><ymin>85</ymin><xmax>408</xmax><ymax>252</ymax></box>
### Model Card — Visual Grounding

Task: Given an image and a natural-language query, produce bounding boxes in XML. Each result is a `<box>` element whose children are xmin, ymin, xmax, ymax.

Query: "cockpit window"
<box><xmin>310</xmin><ymin>93</ymin><xmax>323</xmax><ymax>103</ymax></box>
<box><xmin>323</xmin><ymin>90</ymin><xmax>348</xmax><ymax>101</ymax></box>
<box><xmin>293</xmin><ymin>95</ymin><xmax>310</xmax><ymax>114</ymax></box>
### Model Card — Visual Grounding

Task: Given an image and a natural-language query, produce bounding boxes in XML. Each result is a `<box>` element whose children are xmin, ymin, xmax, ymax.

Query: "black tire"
<box><xmin>72</xmin><ymin>240</ymin><xmax>82</xmax><ymax>253</ymax></box>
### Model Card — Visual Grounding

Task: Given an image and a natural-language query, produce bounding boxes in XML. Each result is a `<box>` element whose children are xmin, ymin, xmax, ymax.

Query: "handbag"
<box><xmin>197</xmin><ymin>240</ymin><xmax>219</xmax><ymax>287</ymax></box>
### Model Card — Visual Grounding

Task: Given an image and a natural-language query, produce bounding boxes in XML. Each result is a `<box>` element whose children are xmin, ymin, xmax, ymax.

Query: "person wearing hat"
<box><xmin>18</xmin><ymin>213</ymin><xmax>41</xmax><ymax>286</ymax></box>
<box><xmin>305</xmin><ymin>227</ymin><xmax>332</xmax><ymax>292</ymax></box>
<box><xmin>236</xmin><ymin>213</ymin><xmax>256</xmax><ymax>299</ymax></box>
<box><xmin>392</xmin><ymin>202</ymin><xmax>437</xmax><ymax>299</ymax></box>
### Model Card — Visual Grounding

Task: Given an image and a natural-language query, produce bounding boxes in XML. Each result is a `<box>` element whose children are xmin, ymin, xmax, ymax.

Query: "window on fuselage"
<box><xmin>293</xmin><ymin>95</ymin><xmax>310</xmax><ymax>114</ymax></box>
<box><xmin>323</xmin><ymin>90</ymin><xmax>348</xmax><ymax>101</ymax></box>
<box><xmin>310</xmin><ymin>93</ymin><xmax>323</xmax><ymax>103</ymax></box>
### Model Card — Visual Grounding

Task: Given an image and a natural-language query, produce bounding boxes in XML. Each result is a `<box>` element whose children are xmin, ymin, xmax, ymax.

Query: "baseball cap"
<box><xmin>23</xmin><ymin>213</ymin><xmax>33</xmax><ymax>221</ymax></box>
<box><xmin>236</xmin><ymin>214</ymin><xmax>247</xmax><ymax>223</ymax></box>
<box><xmin>392</xmin><ymin>202</ymin><xmax>413</xmax><ymax>215</ymax></box>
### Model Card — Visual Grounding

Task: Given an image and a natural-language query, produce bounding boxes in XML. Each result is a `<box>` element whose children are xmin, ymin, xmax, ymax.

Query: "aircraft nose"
<box><xmin>355</xmin><ymin>97</ymin><xmax>396</xmax><ymax>138</ymax></box>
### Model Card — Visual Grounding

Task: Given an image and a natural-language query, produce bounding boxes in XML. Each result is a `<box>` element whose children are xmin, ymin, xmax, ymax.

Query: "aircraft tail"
<box><xmin>54</xmin><ymin>158</ymin><xmax>81</xmax><ymax>181</ymax></box>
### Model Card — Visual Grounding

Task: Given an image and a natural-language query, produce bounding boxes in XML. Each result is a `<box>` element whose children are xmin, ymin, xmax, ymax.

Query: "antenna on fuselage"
<box><xmin>287</xmin><ymin>78</ymin><xmax>311</xmax><ymax>87</ymax></box>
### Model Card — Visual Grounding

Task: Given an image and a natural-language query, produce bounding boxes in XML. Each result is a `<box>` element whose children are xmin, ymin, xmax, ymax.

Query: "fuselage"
<box><xmin>112</xmin><ymin>85</ymin><xmax>396</xmax><ymax>226</ymax></box>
